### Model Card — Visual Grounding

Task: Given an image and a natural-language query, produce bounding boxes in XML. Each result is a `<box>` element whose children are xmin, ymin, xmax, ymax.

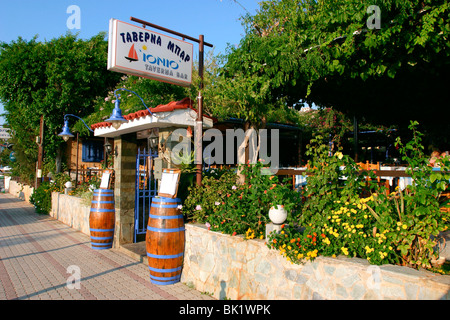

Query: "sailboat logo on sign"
<box><xmin>125</xmin><ymin>44</ymin><xmax>138</xmax><ymax>62</ymax></box>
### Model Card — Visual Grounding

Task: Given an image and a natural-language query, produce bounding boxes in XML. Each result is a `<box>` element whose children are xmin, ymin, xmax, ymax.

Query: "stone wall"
<box><xmin>181</xmin><ymin>223</ymin><xmax>450</xmax><ymax>300</ymax></box>
<box><xmin>8</xmin><ymin>180</ymin><xmax>34</xmax><ymax>202</ymax></box>
<box><xmin>50</xmin><ymin>192</ymin><xmax>91</xmax><ymax>236</ymax></box>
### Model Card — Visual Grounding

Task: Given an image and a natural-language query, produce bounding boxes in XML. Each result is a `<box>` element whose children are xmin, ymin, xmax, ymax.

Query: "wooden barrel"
<box><xmin>89</xmin><ymin>189</ymin><xmax>115</xmax><ymax>250</ymax></box>
<box><xmin>146</xmin><ymin>197</ymin><xmax>185</xmax><ymax>285</ymax></box>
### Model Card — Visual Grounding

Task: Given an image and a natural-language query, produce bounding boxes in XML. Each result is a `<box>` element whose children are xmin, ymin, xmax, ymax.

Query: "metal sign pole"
<box><xmin>196</xmin><ymin>35</ymin><xmax>204</xmax><ymax>186</ymax></box>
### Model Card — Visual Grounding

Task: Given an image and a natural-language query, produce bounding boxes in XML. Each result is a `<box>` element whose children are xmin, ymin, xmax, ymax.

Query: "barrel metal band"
<box><xmin>91</xmin><ymin>245</ymin><xmax>112</xmax><ymax>250</ymax></box>
<box><xmin>151</xmin><ymin>204</ymin><xmax>179</xmax><ymax>208</ymax></box>
<box><xmin>150</xmin><ymin>274</ymin><xmax>181</xmax><ymax>281</ymax></box>
<box><xmin>90</xmin><ymin>208</ymin><xmax>115</xmax><ymax>212</ymax></box>
<box><xmin>90</xmin><ymin>228</ymin><xmax>115</xmax><ymax>232</ymax></box>
<box><xmin>149</xmin><ymin>214</ymin><xmax>183</xmax><ymax>220</ymax></box>
<box><xmin>147</xmin><ymin>226</ymin><xmax>185</xmax><ymax>233</ymax></box>
<box><xmin>148</xmin><ymin>266</ymin><xmax>182</xmax><ymax>273</ymax></box>
<box><xmin>90</xmin><ymin>236</ymin><xmax>114</xmax><ymax>240</ymax></box>
<box><xmin>152</xmin><ymin>197</ymin><xmax>180</xmax><ymax>203</ymax></box>
<box><xmin>146</xmin><ymin>252</ymin><xmax>184</xmax><ymax>259</ymax></box>
<box><xmin>91</xmin><ymin>201</ymin><xmax>115</xmax><ymax>204</ymax></box>
<box><xmin>91</xmin><ymin>242</ymin><xmax>113</xmax><ymax>246</ymax></box>
<box><xmin>150</xmin><ymin>279</ymin><xmax>180</xmax><ymax>285</ymax></box>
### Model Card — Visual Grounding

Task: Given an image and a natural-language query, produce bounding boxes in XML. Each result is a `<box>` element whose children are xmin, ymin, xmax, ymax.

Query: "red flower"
<box><xmin>232</xmin><ymin>232</ymin><xmax>237</xmax><ymax>236</ymax></box>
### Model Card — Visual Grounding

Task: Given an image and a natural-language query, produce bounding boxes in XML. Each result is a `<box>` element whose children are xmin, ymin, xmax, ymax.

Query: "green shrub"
<box><xmin>30</xmin><ymin>181</ymin><xmax>53</xmax><ymax>214</ymax></box>
<box><xmin>183</xmin><ymin>169</ymin><xmax>238</xmax><ymax>224</ymax></box>
<box><xmin>183</xmin><ymin>162</ymin><xmax>302</xmax><ymax>238</ymax></box>
<box><xmin>268</xmin><ymin>121</ymin><xmax>450</xmax><ymax>270</ymax></box>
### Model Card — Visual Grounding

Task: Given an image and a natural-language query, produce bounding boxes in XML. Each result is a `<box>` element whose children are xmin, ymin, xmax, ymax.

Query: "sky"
<box><xmin>0</xmin><ymin>0</ymin><xmax>262</xmax><ymax>125</ymax></box>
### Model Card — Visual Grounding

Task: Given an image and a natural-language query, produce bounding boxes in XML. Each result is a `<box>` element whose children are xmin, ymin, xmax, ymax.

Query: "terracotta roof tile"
<box><xmin>91</xmin><ymin>97</ymin><xmax>209</xmax><ymax>130</ymax></box>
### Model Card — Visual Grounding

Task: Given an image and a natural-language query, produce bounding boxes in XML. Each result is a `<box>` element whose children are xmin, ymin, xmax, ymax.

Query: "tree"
<box><xmin>78</xmin><ymin>74</ymin><xmax>187</xmax><ymax>135</ymax></box>
<box><xmin>220</xmin><ymin>0</ymin><xmax>450</xmax><ymax>150</ymax></box>
<box><xmin>0</xmin><ymin>33</ymin><xmax>121</xmax><ymax>183</ymax></box>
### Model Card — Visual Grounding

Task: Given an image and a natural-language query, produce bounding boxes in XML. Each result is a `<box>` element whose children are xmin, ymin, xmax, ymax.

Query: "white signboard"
<box><xmin>0</xmin><ymin>127</ymin><xmax>11</xmax><ymax>140</ymax></box>
<box><xmin>108</xmin><ymin>19</ymin><xmax>193</xmax><ymax>87</ymax></box>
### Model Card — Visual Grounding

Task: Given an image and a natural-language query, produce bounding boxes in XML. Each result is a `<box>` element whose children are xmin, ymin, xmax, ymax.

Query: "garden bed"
<box><xmin>181</xmin><ymin>223</ymin><xmax>450</xmax><ymax>300</ymax></box>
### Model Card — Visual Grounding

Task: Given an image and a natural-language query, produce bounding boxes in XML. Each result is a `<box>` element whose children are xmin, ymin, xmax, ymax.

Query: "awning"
<box><xmin>91</xmin><ymin>98</ymin><xmax>214</xmax><ymax>138</ymax></box>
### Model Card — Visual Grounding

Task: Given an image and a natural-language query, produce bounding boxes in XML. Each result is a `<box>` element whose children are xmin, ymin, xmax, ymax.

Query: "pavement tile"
<box><xmin>0</xmin><ymin>193</ymin><xmax>216</xmax><ymax>301</ymax></box>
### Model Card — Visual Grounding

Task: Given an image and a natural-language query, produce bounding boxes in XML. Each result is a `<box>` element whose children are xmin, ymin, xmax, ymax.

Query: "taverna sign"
<box><xmin>107</xmin><ymin>19</ymin><xmax>193</xmax><ymax>87</ymax></box>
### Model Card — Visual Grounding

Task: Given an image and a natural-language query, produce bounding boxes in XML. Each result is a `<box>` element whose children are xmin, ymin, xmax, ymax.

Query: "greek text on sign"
<box><xmin>108</xmin><ymin>19</ymin><xmax>193</xmax><ymax>87</ymax></box>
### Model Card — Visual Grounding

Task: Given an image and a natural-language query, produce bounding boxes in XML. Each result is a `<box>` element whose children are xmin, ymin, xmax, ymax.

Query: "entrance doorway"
<box><xmin>134</xmin><ymin>147</ymin><xmax>158</xmax><ymax>242</ymax></box>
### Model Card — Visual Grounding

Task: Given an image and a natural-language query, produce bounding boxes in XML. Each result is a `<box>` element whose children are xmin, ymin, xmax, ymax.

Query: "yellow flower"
<box><xmin>306</xmin><ymin>249</ymin><xmax>318</xmax><ymax>258</ymax></box>
<box><xmin>402</xmin><ymin>224</ymin><xmax>408</xmax><ymax>230</ymax></box>
<box><xmin>335</xmin><ymin>152</ymin><xmax>344</xmax><ymax>160</ymax></box>
<box><xmin>341</xmin><ymin>247</ymin><xmax>349</xmax><ymax>255</ymax></box>
<box><xmin>365</xmin><ymin>246</ymin><xmax>374</xmax><ymax>254</ymax></box>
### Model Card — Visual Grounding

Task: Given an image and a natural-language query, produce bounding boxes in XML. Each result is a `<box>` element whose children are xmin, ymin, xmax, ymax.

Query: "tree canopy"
<box><xmin>0</xmin><ymin>32</ymin><xmax>121</xmax><ymax>182</ymax></box>
<box><xmin>217</xmin><ymin>0</ymin><xmax>450</xmax><ymax>147</ymax></box>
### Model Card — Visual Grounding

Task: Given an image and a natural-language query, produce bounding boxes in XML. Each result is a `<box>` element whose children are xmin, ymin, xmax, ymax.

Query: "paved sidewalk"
<box><xmin>0</xmin><ymin>193</ymin><xmax>215</xmax><ymax>300</ymax></box>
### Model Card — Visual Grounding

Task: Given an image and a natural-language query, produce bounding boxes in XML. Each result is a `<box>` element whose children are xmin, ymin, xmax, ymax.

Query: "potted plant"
<box><xmin>266</xmin><ymin>179</ymin><xmax>300</xmax><ymax>225</ymax></box>
<box><xmin>269</xmin><ymin>204</ymin><xmax>288</xmax><ymax>225</ymax></box>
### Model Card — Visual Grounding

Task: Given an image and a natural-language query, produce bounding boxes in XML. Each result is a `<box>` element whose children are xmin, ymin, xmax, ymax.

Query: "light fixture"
<box><xmin>106</xmin><ymin>88</ymin><xmax>153</xmax><ymax>130</ymax></box>
<box><xmin>104</xmin><ymin>140</ymin><xmax>112</xmax><ymax>155</ymax></box>
<box><xmin>106</xmin><ymin>99</ymin><xmax>127</xmax><ymax>129</ymax></box>
<box><xmin>58</xmin><ymin>114</ymin><xmax>93</xmax><ymax>142</ymax></box>
<box><xmin>148</xmin><ymin>130</ymin><xmax>159</xmax><ymax>152</ymax></box>
<box><xmin>58</xmin><ymin>119</ymin><xmax>75</xmax><ymax>141</ymax></box>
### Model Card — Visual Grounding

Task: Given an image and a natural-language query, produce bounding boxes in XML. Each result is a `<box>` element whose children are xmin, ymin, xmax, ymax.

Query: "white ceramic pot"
<box><xmin>269</xmin><ymin>205</ymin><xmax>287</xmax><ymax>225</ymax></box>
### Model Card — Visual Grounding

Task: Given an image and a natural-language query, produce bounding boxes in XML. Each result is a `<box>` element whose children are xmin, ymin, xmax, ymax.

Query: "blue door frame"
<box><xmin>134</xmin><ymin>148</ymin><xmax>158</xmax><ymax>243</ymax></box>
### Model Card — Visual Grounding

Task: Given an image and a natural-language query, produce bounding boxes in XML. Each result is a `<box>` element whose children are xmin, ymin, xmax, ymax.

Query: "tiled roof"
<box><xmin>91</xmin><ymin>97</ymin><xmax>207</xmax><ymax>130</ymax></box>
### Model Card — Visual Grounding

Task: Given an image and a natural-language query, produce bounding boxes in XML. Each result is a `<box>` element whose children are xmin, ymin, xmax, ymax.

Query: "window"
<box><xmin>82</xmin><ymin>140</ymin><xmax>104</xmax><ymax>163</ymax></box>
